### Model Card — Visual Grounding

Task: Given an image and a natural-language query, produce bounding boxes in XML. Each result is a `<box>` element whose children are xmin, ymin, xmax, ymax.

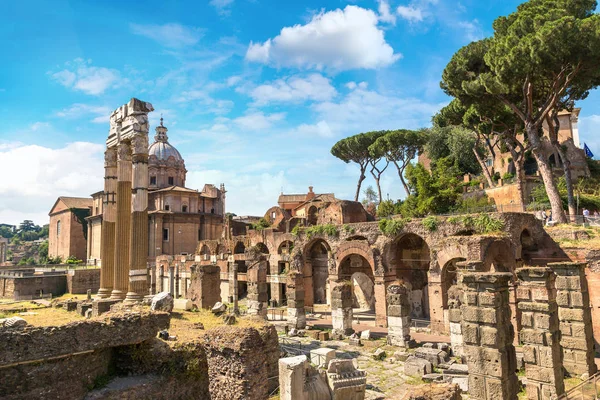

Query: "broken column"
<box><xmin>247</xmin><ymin>260</ymin><xmax>268</xmax><ymax>317</ymax></box>
<box><xmin>97</xmin><ymin>147</ymin><xmax>117</xmax><ymax>298</ymax></box>
<box><xmin>516</xmin><ymin>267</ymin><xmax>564</xmax><ymax>399</ymax></box>
<box><xmin>286</xmin><ymin>271</ymin><xmax>306</xmax><ymax>329</ymax></box>
<box><xmin>125</xmin><ymin>131</ymin><xmax>150</xmax><ymax>303</ymax></box>
<box><xmin>279</xmin><ymin>355</ymin><xmax>308</xmax><ymax>400</ymax></box>
<box><xmin>460</xmin><ymin>272</ymin><xmax>518</xmax><ymax>400</ymax></box>
<box><xmin>110</xmin><ymin>140</ymin><xmax>132</xmax><ymax>300</ymax></box>
<box><xmin>331</xmin><ymin>282</ymin><xmax>353</xmax><ymax>339</ymax></box>
<box><xmin>386</xmin><ymin>282</ymin><xmax>412</xmax><ymax>347</ymax></box>
<box><xmin>549</xmin><ymin>262</ymin><xmax>597</xmax><ymax>377</ymax></box>
<box><xmin>188</xmin><ymin>264</ymin><xmax>221</xmax><ymax>309</ymax></box>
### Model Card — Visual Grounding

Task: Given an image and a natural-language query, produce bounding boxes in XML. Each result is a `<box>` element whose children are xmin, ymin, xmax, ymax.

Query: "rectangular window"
<box><xmin>168</xmin><ymin>177</ymin><xmax>174</xmax><ymax>185</ymax></box>
<box><xmin>198</xmin><ymin>229</ymin><xmax>202</xmax><ymax>241</ymax></box>
<box><xmin>163</xmin><ymin>228</ymin><xmax>169</xmax><ymax>241</ymax></box>
<box><xmin>150</xmin><ymin>176</ymin><xmax>156</xmax><ymax>185</ymax></box>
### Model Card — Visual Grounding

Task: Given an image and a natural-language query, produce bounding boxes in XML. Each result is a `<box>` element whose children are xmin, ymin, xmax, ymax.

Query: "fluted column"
<box><xmin>97</xmin><ymin>147</ymin><xmax>117</xmax><ymax>298</ymax></box>
<box><xmin>125</xmin><ymin>133</ymin><xmax>150</xmax><ymax>303</ymax></box>
<box><xmin>110</xmin><ymin>141</ymin><xmax>132</xmax><ymax>300</ymax></box>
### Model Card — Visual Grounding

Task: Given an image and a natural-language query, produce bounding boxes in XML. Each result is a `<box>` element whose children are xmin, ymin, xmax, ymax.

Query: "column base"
<box><xmin>97</xmin><ymin>288</ymin><xmax>112</xmax><ymax>299</ymax></box>
<box><xmin>123</xmin><ymin>291</ymin><xmax>143</xmax><ymax>304</ymax></box>
<box><xmin>110</xmin><ymin>290</ymin><xmax>126</xmax><ymax>300</ymax></box>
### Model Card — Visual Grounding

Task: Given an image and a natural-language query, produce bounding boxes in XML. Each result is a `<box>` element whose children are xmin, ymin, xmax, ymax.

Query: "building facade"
<box><xmin>85</xmin><ymin>119</ymin><xmax>225</xmax><ymax>265</ymax></box>
<box><xmin>48</xmin><ymin>197</ymin><xmax>92</xmax><ymax>262</ymax></box>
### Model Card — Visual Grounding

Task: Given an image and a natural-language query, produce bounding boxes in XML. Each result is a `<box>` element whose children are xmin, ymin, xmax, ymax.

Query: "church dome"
<box><xmin>148</xmin><ymin>118</ymin><xmax>187</xmax><ymax>189</ymax></box>
<box><xmin>148</xmin><ymin>118</ymin><xmax>183</xmax><ymax>162</ymax></box>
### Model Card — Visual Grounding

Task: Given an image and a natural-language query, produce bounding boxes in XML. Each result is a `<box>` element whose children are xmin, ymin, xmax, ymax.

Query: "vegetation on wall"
<box><xmin>379</xmin><ymin>218</ymin><xmax>410</xmax><ymax>237</ymax></box>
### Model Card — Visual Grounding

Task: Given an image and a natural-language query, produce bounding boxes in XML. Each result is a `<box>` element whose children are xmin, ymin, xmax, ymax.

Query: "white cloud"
<box><xmin>209</xmin><ymin>0</ymin><xmax>234</xmax><ymax>16</ymax></box>
<box><xmin>247</xmin><ymin>74</ymin><xmax>337</xmax><ymax>105</ymax></box>
<box><xmin>312</xmin><ymin>85</ymin><xmax>443</xmax><ymax>135</ymax></box>
<box><xmin>173</xmin><ymin>90</ymin><xmax>234</xmax><ymax>115</ymax></box>
<box><xmin>233</xmin><ymin>112</ymin><xmax>286</xmax><ymax>131</ymax></box>
<box><xmin>246</xmin><ymin>5</ymin><xmax>400</xmax><ymax>71</ymax></box>
<box><xmin>378</xmin><ymin>0</ymin><xmax>397</xmax><ymax>24</ymax></box>
<box><xmin>0</xmin><ymin>141</ymin><xmax>104</xmax><ymax>225</ymax></box>
<box><xmin>56</xmin><ymin>103</ymin><xmax>112</xmax><ymax>124</ymax></box>
<box><xmin>30</xmin><ymin>122</ymin><xmax>50</xmax><ymax>131</ymax></box>
<box><xmin>50</xmin><ymin>59</ymin><xmax>120</xmax><ymax>95</ymax></box>
<box><xmin>457</xmin><ymin>19</ymin><xmax>483</xmax><ymax>41</ymax></box>
<box><xmin>290</xmin><ymin>121</ymin><xmax>334</xmax><ymax>138</ymax></box>
<box><xmin>130</xmin><ymin>23</ymin><xmax>203</xmax><ymax>48</ymax></box>
<box><xmin>396</xmin><ymin>5</ymin><xmax>424</xmax><ymax>22</ymax></box>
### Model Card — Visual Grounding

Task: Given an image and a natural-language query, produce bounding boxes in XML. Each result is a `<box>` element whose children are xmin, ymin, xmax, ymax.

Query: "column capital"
<box><xmin>104</xmin><ymin>147</ymin><xmax>117</xmax><ymax>168</ymax></box>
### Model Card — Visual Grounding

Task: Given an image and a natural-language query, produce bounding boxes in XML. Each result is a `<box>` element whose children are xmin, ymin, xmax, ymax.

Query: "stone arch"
<box><xmin>278</xmin><ymin>240</ymin><xmax>294</xmax><ymax>255</ymax></box>
<box><xmin>519</xmin><ymin>229</ymin><xmax>538</xmax><ymax>263</ymax></box>
<box><xmin>483</xmin><ymin>240</ymin><xmax>516</xmax><ymax>273</ymax></box>
<box><xmin>335</xmin><ymin>241</ymin><xmax>377</xmax><ymax>276</ymax></box>
<box><xmin>303</xmin><ymin>238</ymin><xmax>331</xmax><ymax>306</ymax></box>
<box><xmin>255</xmin><ymin>242</ymin><xmax>269</xmax><ymax>254</ymax></box>
<box><xmin>234</xmin><ymin>241</ymin><xmax>246</xmax><ymax>255</ymax></box>
<box><xmin>200</xmin><ymin>244</ymin><xmax>211</xmax><ymax>256</ymax></box>
<box><xmin>441</xmin><ymin>257</ymin><xmax>465</xmax><ymax>309</ymax></box>
<box><xmin>387</xmin><ymin>233</ymin><xmax>431</xmax><ymax>319</ymax></box>
<box><xmin>337</xmin><ymin>253</ymin><xmax>376</xmax><ymax>311</ymax></box>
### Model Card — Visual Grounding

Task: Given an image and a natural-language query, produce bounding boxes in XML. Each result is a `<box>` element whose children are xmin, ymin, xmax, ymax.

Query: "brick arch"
<box><xmin>435</xmin><ymin>244</ymin><xmax>469</xmax><ymax>275</ymax></box>
<box><xmin>335</xmin><ymin>241</ymin><xmax>378</xmax><ymax>276</ymax></box>
<box><xmin>482</xmin><ymin>239</ymin><xmax>516</xmax><ymax>273</ymax></box>
<box><xmin>274</xmin><ymin>233</ymin><xmax>296</xmax><ymax>253</ymax></box>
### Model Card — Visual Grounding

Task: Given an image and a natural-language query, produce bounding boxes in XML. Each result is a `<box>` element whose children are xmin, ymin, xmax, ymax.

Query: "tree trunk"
<box><xmin>473</xmin><ymin>147</ymin><xmax>495</xmax><ymax>188</ymax></box>
<box><xmin>513</xmin><ymin>156</ymin><xmax>526</xmax><ymax>212</ymax></box>
<box><xmin>555</xmin><ymin>144</ymin><xmax>577</xmax><ymax>221</ymax></box>
<box><xmin>392</xmin><ymin>161</ymin><xmax>410</xmax><ymax>195</ymax></box>
<box><xmin>370</xmin><ymin>171</ymin><xmax>383</xmax><ymax>204</ymax></box>
<box><xmin>355</xmin><ymin>170</ymin><xmax>366</xmax><ymax>202</ymax></box>
<box><xmin>529</xmin><ymin>130</ymin><xmax>567</xmax><ymax>223</ymax></box>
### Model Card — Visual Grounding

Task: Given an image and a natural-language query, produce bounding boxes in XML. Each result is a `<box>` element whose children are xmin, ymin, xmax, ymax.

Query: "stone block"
<box><xmin>306</xmin><ymin>330</ymin><xmax>320</xmax><ymax>340</ymax></box>
<box><xmin>92</xmin><ymin>299</ymin><xmax>121</xmax><ymax>317</ymax></box>
<box><xmin>404</xmin><ymin>356</ymin><xmax>432</xmax><ymax>377</ymax></box>
<box><xmin>558</xmin><ymin>308</ymin><xmax>585</xmax><ymax>322</ymax></box>
<box><xmin>415</xmin><ymin>347</ymin><xmax>446</xmax><ymax>367</ymax></box>
<box><xmin>173</xmin><ymin>298</ymin><xmax>192</xmax><ymax>311</ymax></box>
<box><xmin>318</xmin><ymin>331</ymin><xmax>330</xmax><ymax>341</ymax></box>
<box><xmin>63</xmin><ymin>301</ymin><xmax>78</xmax><ymax>312</ymax></box>
<box><xmin>76</xmin><ymin>302</ymin><xmax>92</xmax><ymax>317</ymax></box>
<box><xmin>310</xmin><ymin>348</ymin><xmax>336</xmax><ymax>367</ymax></box>
<box><xmin>279</xmin><ymin>355</ymin><xmax>307</xmax><ymax>400</ymax></box>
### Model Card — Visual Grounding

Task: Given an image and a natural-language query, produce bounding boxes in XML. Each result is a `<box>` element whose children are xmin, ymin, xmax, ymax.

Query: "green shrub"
<box><xmin>342</xmin><ymin>224</ymin><xmax>355</xmax><ymax>234</ymax></box>
<box><xmin>379</xmin><ymin>218</ymin><xmax>407</xmax><ymax>237</ymax></box>
<box><xmin>305</xmin><ymin>224</ymin><xmax>339</xmax><ymax>239</ymax></box>
<box><xmin>447</xmin><ymin>216</ymin><xmax>460</xmax><ymax>224</ymax></box>
<box><xmin>251</xmin><ymin>218</ymin><xmax>270</xmax><ymax>231</ymax></box>
<box><xmin>502</xmin><ymin>172</ymin><xmax>514</xmax><ymax>180</ymax></box>
<box><xmin>472</xmin><ymin>214</ymin><xmax>504</xmax><ymax>233</ymax></box>
<box><xmin>66</xmin><ymin>255</ymin><xmax>83</xmax><ymax>265</ymax></box>
<box><xmin>291</xmin><ymin>225</ymin><xmax>302</xmax><ymax>236</ymax></box>
<box><xmin>422</xmin><ymin>216</ymin><xmax>438</xmax><ymax>232</ymax></box>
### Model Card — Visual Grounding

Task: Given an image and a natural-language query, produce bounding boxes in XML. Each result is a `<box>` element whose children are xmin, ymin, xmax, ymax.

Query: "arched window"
<box><xmin>56</xmin><ymin>220</ymin><xmax>61</xmax><ymax>237</ymax></box>
<box><xmin>182</xmin><ymin>205</ymin><xmax>188</xmax><ymax>213</ymax></box>
<box><xmin>165</xmin><ymin>204</ymin><xmax>170</xmax><ymax>211</ymax></box>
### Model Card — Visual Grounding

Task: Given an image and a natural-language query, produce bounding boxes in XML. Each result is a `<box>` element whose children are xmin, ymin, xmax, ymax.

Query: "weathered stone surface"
<box><xmin>404</xmin><ymin>356</ymin><xmax>433</xmax><ymax>377</ymax></box>
<box><xmin>279</xmin><ymin>355</ymin><xmax>308</xmax><ymax>400</ymax></box>
<box><xmin>372</xmin><ymin>348</ymin><xmax>386</xmax><ymax>360</ymax></box>
<box><xmin>0</xmin><ymin>316</ymin><xmax>27</xmax><ymax>329</ymax></box>
<box><xmin>326</xmin><ymin>359</ymin><xmax>367</xmax><ymax>400</ymax></box>
<box><xmin>360</xmin><ymin>330</ymin><xmax>371</xmax><ymax>340</ymax></box>
<box><xmin>150</xmin><ymin>292</ymin><xmax>174</xmax><ymax>313</ymax></box>
<box><xmin>173</xmin><ymin>298</ymin><xmax>192</xmax><ymax>311</ymax></box>
<box><xmin>310</xmin><ymin>347</ymin><xmax>336</xmax><ymax>367</ymax></box>
<box><xmin>187</xmin><ymin>264</ymin><xmax>221</xmax><ymax>310</ymax></box>
<box><xmin>211</xmin><ymin>302</ymin><xmax>227</xmax><ymax>314</ymax></box>
<box><xmin>403</xmin><ymin>383</ymin><xmax>462</xmax><ymax>400</ymax></box>
<box><xmin>415</xmin><ymin>347</ymin><xmax>448</xmax><ymax>367</ymax></box>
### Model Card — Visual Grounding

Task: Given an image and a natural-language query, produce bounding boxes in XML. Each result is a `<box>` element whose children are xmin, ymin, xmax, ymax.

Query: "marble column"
<box><xmin>125</xmin><ymin>129</ymin><xmax>150</xmax><ymax>303</ymax></box>
<box><xmin>97</xmin><ymin>147</ymin><xmax>117</xmax><ymax>298</ymax></box>
<box><xmin>110</xmin><ymin>141</ymin><xmax>132</xmax><ymax>300</ymax></box>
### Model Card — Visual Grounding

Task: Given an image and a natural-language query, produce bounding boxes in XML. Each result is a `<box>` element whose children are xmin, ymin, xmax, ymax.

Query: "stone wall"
<box><xmin>187</xmin><ymin>264</ymin><xmax>221</xmax><ymax>309</ymax></box>
<box><xmin>0</xmin><ymin>273</ymin><xmax>67</xmax><ymax>300</ymax></box>
<box><xmin>67</xmin><ymin>268</ymin><xmax>100</xmax><ymax>294</ymax></box>
<box><xmin>202</xmin><ymin>324</ymin><xmax>279</xmax><ymax>400</ymax></box>
<box><xmin>0</xmin><ymin>312</ymin><xmax>169</xmax><ymax>400</ymax></box>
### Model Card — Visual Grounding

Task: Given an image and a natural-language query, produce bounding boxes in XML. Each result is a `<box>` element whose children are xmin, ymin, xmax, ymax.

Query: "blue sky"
<box><xmin>1</xmin><ymin>0</ymin><xmax>599</xmax><ymax>226</ymax></box>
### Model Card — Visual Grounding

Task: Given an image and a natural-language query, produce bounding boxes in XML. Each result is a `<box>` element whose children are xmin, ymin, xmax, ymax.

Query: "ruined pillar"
<box><xmin>168</xmin><ymin>265</ymin><xmax>175</xmax><ymax>296</ymax></box>
<box><xmin>125</xmin><ymin>132</ymin><xmax>150</xmax><ymax>303</ymax></box>
<box><xmin>97</xmin><ymin>147</ymin><xmax>117</xmax><ymax>298</ymax></box>
<box><xmin>110</xmin><ymin>141</ymin><xmax>132</xmax><ymax>300</ymax></box>
<box><xmin>516</xmin><ymin>267</ymin><xmax>564</xmax><ymax>400</ymax></box>
<box><xmin>447</xmin><ymin>285</ymin><xmax>464</xmax><ymax>358</ymax></box>
<box><xmin>331</xmin><ymin>282</ymin><xmax>353</xmax><ymax>338</ymax></box>
<box><xmin>460</xmin><ymin>272</ymin><xmax>518</xmax><ymax>400</ymax></box>
<box><xmin>374</xmin><ymin>276</ymin><xmax>389</xmax><ymax>327</ymax></box>
<box><xmin>549</xmin><ymin>262</ymin><xmax>597</xmax><ymax>377</ymax></box>
<box><xmin>386</xmin><ymin>282</ymin><xmax>412</xmax><ymax>347</ymax></box>
<box><xmin>188</xmin><ymin>264</ymin><xmax>221</xmax><ymax>309</ymax></box>
<box><xmin>247</xmin><ymin>260</ymin><xmax>268</xmax><ymax>317</ymax></box>
<box><xmin>286</xmin><ymin>271</ymin><xmax>306</xmax><ymax>329</ymax></box>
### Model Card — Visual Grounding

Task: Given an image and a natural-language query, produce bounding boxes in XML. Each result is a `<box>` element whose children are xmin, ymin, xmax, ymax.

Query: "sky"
<box><xmin>1</xmin><ymin>0</ymin><xmax>599</xmax><ymax>226</ymax></box>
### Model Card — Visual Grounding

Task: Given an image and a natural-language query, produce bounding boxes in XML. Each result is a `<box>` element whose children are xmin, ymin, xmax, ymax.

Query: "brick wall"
<box><xmin>67</xmin><ymin>268</ymin><xmax>100</xmax><ymax>294</ymax></box>
<box><xmin>12</xmin><ymin>275</ymin><xmax>67</xmax><ymax>300</ymax></box>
